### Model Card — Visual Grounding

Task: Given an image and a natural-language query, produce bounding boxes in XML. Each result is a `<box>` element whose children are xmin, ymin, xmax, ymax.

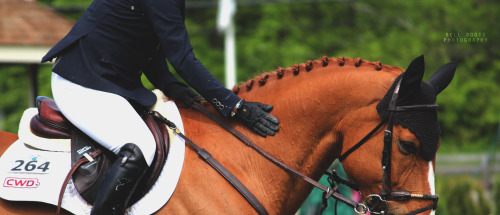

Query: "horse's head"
<box><xmin>339</xmin><ymin>55</ymin><xmax>457</xmax><ymax>215</ymax></box>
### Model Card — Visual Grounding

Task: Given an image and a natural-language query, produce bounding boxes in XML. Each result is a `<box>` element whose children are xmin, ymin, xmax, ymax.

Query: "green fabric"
<box><xmin>299</xmin><ymin>163</ymin><xmax>354</xmax><ymax>215</ymax></box>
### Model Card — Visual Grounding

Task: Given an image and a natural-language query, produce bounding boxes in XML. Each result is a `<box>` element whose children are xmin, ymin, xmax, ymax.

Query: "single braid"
<box><xmin>305</xmin><ymin>61</ymin><xmax>313</xmax><ymax>71</ymax></box>
<box><xmin>246</xmin><ymin>79</ymin><xmax>254</xmax><ymax>91</ymax></box>
<box><xmin>292</xmin><ymin>64</ymin><xmax>300</xmax><ymax>75</ymax></box>
<box><xmin>338</xmin><ymin>57</ymin><xmax>345</xmax><ymax>66</ymax></box>
<box><xmin>259</xmin><ymin>74</ymin><xmax>270</xmax><ymax>86</ymax></box>
<box><xmin>354</xmin><ymin>58</ymin><xmax>362</xmax><ymax>67</ymax></box>
<box><xmin>277</xmin><ymin>67</ymin><xmax>285</xmax><ymax>79</ymax></box>
<box><xmin>321</xmin><ymin>56</ymin><xmax>329</xmax><ymax>66</ymax></box>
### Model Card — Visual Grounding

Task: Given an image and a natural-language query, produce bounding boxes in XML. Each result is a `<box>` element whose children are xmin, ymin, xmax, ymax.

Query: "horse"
<box><xmin>0</xmin><ymin>55</ymin><xmax>456</xmax><ymax>215</ymax></box>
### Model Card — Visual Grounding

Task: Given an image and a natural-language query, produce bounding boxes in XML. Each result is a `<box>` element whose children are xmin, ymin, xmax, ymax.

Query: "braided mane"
<box><xmin>232</xmin><ymin>56</ymin><xmax>402</xmax><ymax>95</ymax></box>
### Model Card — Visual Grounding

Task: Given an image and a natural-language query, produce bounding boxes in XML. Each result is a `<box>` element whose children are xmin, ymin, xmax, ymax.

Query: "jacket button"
<box><xmin>212</xmin><ymin>98</ymin><xmax>224</xmax><ymax>110</ymax></box>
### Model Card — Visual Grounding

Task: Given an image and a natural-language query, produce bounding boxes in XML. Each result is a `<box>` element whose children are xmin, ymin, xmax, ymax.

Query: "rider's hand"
<box><xmin>165</xmin><ymin>82</ymin><xmax>199</xmax><ymax>107</ymax></box>
<box><xmin>233</xmin><ymin>100</ymin><xmax>279</xmax><ymax>137</ymax></box>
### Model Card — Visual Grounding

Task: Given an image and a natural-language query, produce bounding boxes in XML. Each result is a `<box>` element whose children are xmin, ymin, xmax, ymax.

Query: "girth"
<box><xmin>29</xmin><ymin>97</ymin><xmax>170</xmax><ymax>213</ymax></box>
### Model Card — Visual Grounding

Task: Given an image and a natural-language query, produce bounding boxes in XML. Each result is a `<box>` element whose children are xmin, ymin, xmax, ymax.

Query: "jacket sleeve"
<box><xmin>141</xmin><ymin>0</ymin><xmax>240</xmax><ymax>117</ymax></box>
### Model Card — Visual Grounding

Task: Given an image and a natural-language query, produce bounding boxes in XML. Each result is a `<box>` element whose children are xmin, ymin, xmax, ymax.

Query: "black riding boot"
<box><xmin>90</xmin><ymin>143</ymin><xmax>148</xmax><ymax>215</ymax></box>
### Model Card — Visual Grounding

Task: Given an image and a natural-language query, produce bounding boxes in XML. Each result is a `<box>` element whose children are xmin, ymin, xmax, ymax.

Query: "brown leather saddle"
<box><xmin>29</xmin><ymin>96</ymin><xmax>170</xmax><ymax>205</ymax></box>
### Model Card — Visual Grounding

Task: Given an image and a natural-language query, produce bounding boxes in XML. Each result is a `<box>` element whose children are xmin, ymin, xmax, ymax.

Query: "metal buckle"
<box><xmin>383</xmin><ymin>129</ymin><xmax>392</xmax><ymax>142</ymax></box>
<box><xmin>354</xmin><ymin>203</ymin><xmax>368</xmax><ymax>214</ymax></box>
<box><xmin>365</xmin><ymin>194</ymin><xmax>388</xmax><ymax>214</ymax></box>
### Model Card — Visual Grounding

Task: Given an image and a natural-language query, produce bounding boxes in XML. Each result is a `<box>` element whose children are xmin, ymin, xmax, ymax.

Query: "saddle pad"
<box><xmin>0</xmin><ymin>96</ymin><xmax>185</xmax><ymax>214</ymax></box>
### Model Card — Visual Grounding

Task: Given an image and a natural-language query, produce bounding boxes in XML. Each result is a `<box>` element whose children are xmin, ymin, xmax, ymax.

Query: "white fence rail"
<box><xmin>436</xmin><ymin>152</ymin><xmax>500</xmax><ymax>199</ymax></box>
<box><xmin>436</xmin><ymin>153</ymin><xmax>500</xmax><ymax>175</ymax></box>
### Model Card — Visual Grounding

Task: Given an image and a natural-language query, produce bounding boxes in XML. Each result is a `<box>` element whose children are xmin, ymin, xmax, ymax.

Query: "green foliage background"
<box><xmin>1</xmin><ymin>0</ymin><xmax>499</xmax><ymax>214</ymax></box>
<box><xmin>2</xmin><ymin>0</ymin><xmax>499</xmax><ymax>149</ymax></box>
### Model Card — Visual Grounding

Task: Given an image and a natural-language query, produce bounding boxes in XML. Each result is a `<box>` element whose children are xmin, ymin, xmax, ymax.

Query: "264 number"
<box><xmin>11</xmin><ymin>160</ymin><xmax>50</xmax><ymax>172</ymax></box>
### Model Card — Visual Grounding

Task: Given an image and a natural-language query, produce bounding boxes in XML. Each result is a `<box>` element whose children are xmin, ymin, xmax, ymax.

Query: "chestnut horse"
<box><xmin>0</xmin><ymin>56</ymin><xmax>456</xmax><ymax>214</ymax></box>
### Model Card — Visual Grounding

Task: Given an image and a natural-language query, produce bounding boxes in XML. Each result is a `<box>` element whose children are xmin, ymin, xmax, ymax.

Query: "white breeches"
<box><xmin>51</xmin><ymin>72</ymin><xmax>156</xmax><ymax>166</ymax></box>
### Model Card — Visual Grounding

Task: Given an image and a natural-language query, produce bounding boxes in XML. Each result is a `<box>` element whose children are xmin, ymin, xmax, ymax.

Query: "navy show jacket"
<box><xmin>42</xmin><ymin>0</ymin><xmax>240</xmax><ymax>117</ymax></box>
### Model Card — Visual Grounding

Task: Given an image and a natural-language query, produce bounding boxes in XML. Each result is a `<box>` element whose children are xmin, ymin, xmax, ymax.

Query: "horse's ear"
<box><xmin>398</xmin><ymin>55</ymin><xmax>425</xmax><ymax>103</ymax></box>
<box><xmin>428</xmin><ymin>60</ymin><xmax>457</xmax><ymax>95</ymax></box>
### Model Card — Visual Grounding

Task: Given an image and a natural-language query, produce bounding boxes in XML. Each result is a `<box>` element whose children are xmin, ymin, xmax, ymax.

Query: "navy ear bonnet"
<box><xmin>376</xmin><ymin>75</ymin><xmax>440</xmax><ymax>161</ymax></box>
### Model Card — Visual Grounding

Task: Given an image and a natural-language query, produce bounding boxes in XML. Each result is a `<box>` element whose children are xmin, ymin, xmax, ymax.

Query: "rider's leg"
<box><xmin>51</xmin><ymin>72</ymin><xmax>156</xmax><ymax>165</ymax></box>
<box><xmin>90</xmin><ymin>143</ymin><xmax>148</xmax><ymax>214</ymax></box>
<box><xmin>51</xmin><ymin>72</ymin><xmax>155</xmax><ymax>214</ymax></box>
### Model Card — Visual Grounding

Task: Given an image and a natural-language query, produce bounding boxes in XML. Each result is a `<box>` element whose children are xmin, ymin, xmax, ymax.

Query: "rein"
<box><xmin>153</xmin><ymin>101</ymin><xmax>368</xmax><ymax>214</ymax></box>
<box><xmin>151</xmin><ymin>111</ymin><xmax>269</xmax><ymax>215</ymax></box>
<box><xmin>190</xmin><ymin>101</ymin><xmax>367</xmax><ymax>213</ymax></box>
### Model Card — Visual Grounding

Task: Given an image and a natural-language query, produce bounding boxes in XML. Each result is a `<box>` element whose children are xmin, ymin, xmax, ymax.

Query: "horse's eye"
<box><xmin>398</xmin><ymin>140</ymin><xmax>417</xmax><ymax>155</ymax></box>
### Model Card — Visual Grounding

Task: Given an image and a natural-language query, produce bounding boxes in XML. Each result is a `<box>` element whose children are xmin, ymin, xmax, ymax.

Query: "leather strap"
<box><xmin>189</xmin><ymin>102</ymin><xmax>361</xmax><ymax>209</ymax></box>
<box><xmin>338</xmin><ymin>118</ymin><xmax>387</xmax><ymax>162</ymax></box>
<box><xmin>388</xmin><ymin>104</ymin><xmax>438</xmax><ymax>111</ymax></box>
<box><xmin>406</xmin><ymin>204</ymin><xmax>435</xmax><ymax>215</ymax></box>
<box><xmin>152</xmin><ymin>112</ymin><xmax>269</xmax><ymax>215</ymax></box>
<box><xmin>57</xmin><ymin>149</ymin><xmax>102</xmax><ymax>215</ymax></box>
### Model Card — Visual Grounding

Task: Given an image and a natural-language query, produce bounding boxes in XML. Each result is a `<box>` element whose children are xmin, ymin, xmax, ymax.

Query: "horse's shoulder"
<box><xmin>0</xmin><ymin>131</ymin><xmax>18</xmax><ymax>156</ymax></box>
<box><xmin>0</xmin><ymin>131</ymin><xmax>17</xmax><ymax>143</ymax></box>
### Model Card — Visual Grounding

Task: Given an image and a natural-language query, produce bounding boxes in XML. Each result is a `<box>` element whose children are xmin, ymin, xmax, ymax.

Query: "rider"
<box><xmin>42</xmin><ymin>0</ymin><xmax>279</xmax><ymax>214</ymax></box>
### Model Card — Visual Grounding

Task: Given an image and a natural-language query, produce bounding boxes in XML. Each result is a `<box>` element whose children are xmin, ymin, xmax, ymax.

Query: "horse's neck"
<box><xmin>179</xmin><ymin>59</ymin><xmax>401</xmax><ymax>213</ymax></box>
<box><xmin>232</xmin><ymin>60</ymin><xmax>401</xmax><ymax>211</ymax></box>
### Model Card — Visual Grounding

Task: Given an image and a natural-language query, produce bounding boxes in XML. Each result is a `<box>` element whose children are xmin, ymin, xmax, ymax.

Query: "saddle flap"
<box><xmin>69</xmin><ymin>113</ymin><xmax>170</xmax><ymax>205</ymax></box>
<box><xmin>70</xmin><ymin>130</ymin><xmax>116</xmax><ymax>204</ymax></box>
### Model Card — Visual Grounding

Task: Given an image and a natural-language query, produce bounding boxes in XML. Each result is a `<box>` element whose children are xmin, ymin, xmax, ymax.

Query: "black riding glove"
<box><xmin>233</xmin><ymin>100</ymin><xmax>280</xmax><ymax>137</ymax></box>
<box><xmin>165</xmin><ymin>82</ymin><xmax>199</xmax><ymax>107</ymax></box>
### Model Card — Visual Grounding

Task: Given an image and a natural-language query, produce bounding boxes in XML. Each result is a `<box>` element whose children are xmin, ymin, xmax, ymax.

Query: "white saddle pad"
<box><xmin>0</xmin><ymin>90</ymin><xmax>185</xmax><ymax>214</ymax></box>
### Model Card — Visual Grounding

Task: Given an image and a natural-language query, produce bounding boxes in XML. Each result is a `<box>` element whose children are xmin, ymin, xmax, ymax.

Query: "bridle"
<box><xmin>338</xmin><ymin>80</ymin><xmax>439</xmax><ymax>215</ymax></box>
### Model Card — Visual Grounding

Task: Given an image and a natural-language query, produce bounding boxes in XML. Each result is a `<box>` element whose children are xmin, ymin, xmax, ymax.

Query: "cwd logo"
<box><xmin>3</xmin><ymin>177</ymin><xmax>40</xmax><ymax>188</ymax></box>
